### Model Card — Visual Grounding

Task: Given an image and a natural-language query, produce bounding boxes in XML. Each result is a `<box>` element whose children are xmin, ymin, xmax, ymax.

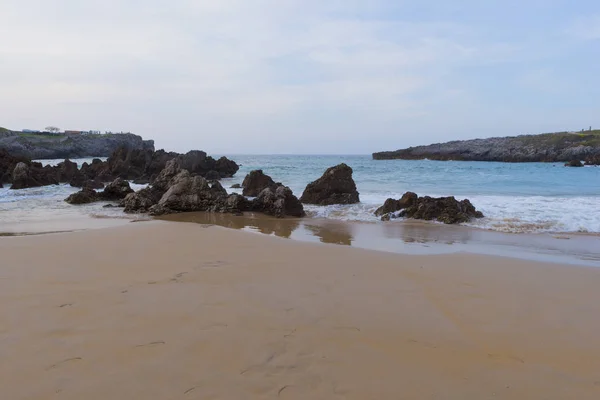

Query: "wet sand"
<box><xmin>161</xmin><ymin>212</ymin><xmax>600</xmax><ymax>266</ymax></box>
<box><xmin>1</xmin><ymin>221</ymin><xmax>600</xmax><ymax>399</ymax></box>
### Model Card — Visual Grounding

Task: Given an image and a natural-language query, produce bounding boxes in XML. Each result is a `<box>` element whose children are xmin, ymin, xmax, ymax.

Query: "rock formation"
<box><xmin>121</xmin><ymin>160</ymin><xmax>304</xmax><ymax>218</ymax></box>
<box><xmin>300</xmin><ymin>164</ymin><xmax>360</xmax><ymax>205</ymax></box>
<box><xmin>375</xmin><ymin>192</ymin><xmax>484</xmax><ymax>224</ymax></box>
<box><xmin>374</xmin><ymin>192</ymin><xmax>418</xmax><ymax>217</ymax></box>
<box><xmin>242</xmin><ymin>170</ymin><xmax>278</xmax><ymax>196</ymax></box>
<box><xmin>565</xmin><ymin>159</ymin><xmax>584</xmax><ymax>167</ymax></box>
<box><xmin>253</xmin><ymin>185</ymin><xmax>306</xmax><ymax>218</ymax></box>
<box><xmin>0</xmin><ymin>131</ymin><xmax>154</xmax><ymax>159</ymax></box>
<box><xmin>373</xmin><ymin>130</ymin><xmax>600</xmax><ymax>163</ymax></box>
<box><xmin>65</xmin><ymin>178</ymin><xmax>134</xmax><ymax>204</ymax></box>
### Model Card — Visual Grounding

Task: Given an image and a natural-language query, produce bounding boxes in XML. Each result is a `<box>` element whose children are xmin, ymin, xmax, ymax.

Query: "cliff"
<box><xmin>372</xmin><ymin>131</ymin><xmax>600</xmax><ymax>163</ymax></box>
<box><xmin>0</xmin><ymin>129</ymin><xmax>154</xmax><ymax>159</ymax></box>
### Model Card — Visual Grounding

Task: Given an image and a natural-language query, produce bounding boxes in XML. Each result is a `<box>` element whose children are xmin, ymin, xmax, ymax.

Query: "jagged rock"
<box><xmin>1</xmin><ymin>149</ymin><xmax>29</xmax><ymax>184</ymax></box>
<box><xmin>65</xmin><ymin>188</ymin><xmax>99</xmax><ymax>204</ymax></box>
<box><xmin>300</xmin><ymin>164</ymin><xmax>360</xmax><ymax>205</ymax></box>
<box><xmin>122</xmin><ymin>159</ymin><xmax>183</xmax><ymax>213</ymax></box>
<box><xmin>69</xmin><ymin>174</ymin><xmax>104</xmax><ymax>189</ymax></box>
<box><xmin>10</xmin><ymin>162</ymin><xmax>58</xmax><ymax>189</ymax></box>
<box><xmin>375</xmin><ymin>192</ymin><xmax>418</xmax><ymax>217</ymax></box>
<box><xmin>242</xmin><ymin>170</ymin><xmax>277</xmax><ymax>197</ymax></box>
<box><xmin>253</xmin><ymin>185</ymin><xmax>305</xmax><ymax>218</ymax></box>
<box><xmin>231</xmin><ymin>183</ymin><xmax>242</xmax><ymax>189</ymax></box>
<box><xmin>148</xmin><ymin>170</ymin><xmax>238</xmax><ymax>215</ymax></box>
<box><xmin>122</xmin><ymin>188</ymin><xmax>161</xmax><ymax>213</ymax></box>
<box><xmin>56</xmin><ymin>159</ymin><xmax>79</xmax><ymax>182</ymax></box>
<box><xmin>392</xmin><ymin>194</ymin><xmax>484</xmax><ymax>224</ymax></box>
<box><xmin>205</xmin><ymin>170</ymin><xmax>220</xmax><ymax>180</ymax></box>
<box><xmin>565</xmin><ymin>159</ymin><xmax>584</xmax><ymax>167</ymax></box>
<box><xmin>99</xmin><ymin>178</ymin><xmax>134</xmax><ymax>200</ymax></box>
<box><xmin>83</xmin><ymin>179</ymin><xmax>105</xmax><ymax>189</ymax></box>
<box><xmin>215</xmin><ymin>156</ymin><xmax>240</xmax><ymax>178</ymax></box>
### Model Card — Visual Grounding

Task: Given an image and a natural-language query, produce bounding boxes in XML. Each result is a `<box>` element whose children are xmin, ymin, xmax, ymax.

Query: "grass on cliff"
<box><xmin>516</xmin><ymin>130</ymin><xmax>600</xmax><ymax>148</ymax></box>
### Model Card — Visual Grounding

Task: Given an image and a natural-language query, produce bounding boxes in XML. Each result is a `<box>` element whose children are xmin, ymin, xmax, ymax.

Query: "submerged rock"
<box><xmin>565</xmin><ymin>159</ymin><xmax>584</xmax><ymax>167</ymax></box>
<box><xmin>300</xmin><ymin>163</ymin><xmax>360</xmax><ymax>205</ymax></box>
<box><xmin>374</xmin><ymin>192</ymin><xmax>418</xmax><ymax>217</ymax></box>
<box><xmin>242</xmin><ymin>170</ymin><xmax>277</xmax><ymax>197</ymax></box>
<box><xmin>376</xmin><ymin>192</ymin><xmax>484</xmax><ymax>224</ymax></box>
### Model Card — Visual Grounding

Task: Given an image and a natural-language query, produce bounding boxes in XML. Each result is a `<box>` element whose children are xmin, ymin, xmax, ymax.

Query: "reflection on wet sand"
<box><xmin>382</xmin><ymin>220</ymin><xmax>473</xmax><ymax>245</ymax></box>
<box><xmin>159</xmin><ymin>212</ymin><xmax>600</xmax><ymax>266</ymax></box>
<box><xmin>303</xmin><ymin>221</ymin><xmax>354</xmax><ymax>245</ymax></box>
<box><xmin>159</xmin><ymin>212</ymin><xmax>300</xmax><ymax>239</ymax></box>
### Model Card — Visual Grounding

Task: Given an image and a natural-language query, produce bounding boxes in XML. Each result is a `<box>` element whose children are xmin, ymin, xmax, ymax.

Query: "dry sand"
<box><xmin>1</xmin><ymin>221</ymin><xmax>600</xmax><ymax>399</ymax></box>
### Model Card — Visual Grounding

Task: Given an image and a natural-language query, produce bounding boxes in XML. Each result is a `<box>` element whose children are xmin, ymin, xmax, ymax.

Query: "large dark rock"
<box><xmin>377</xmin><ymin>193</ymin><xmax>484</xmax><ymax>224</ymax></box>
<box><xmin>10</xmin><ymin>162</ymin><xmax>58</xmax><ymax>189</ymax></box>
<box><xmin>242</xmin><ymin>170</ymin><xmax>277</xmax><ymax>197</ymax></box>
<box><xmin>565</xmin><ymin>159</ymin><xmax>584</xmax><ymax>167</ymax></box>
<box><xmin>122</xmin><ymin>159</ymin><xmax>184</xmax><ymax>213</ymax></box>
<box><xmin>65</xmin><ymin>188</ymin><xmax>99</xmax><ymax>204</ymax></box>
<box><xmin>375</xmin><ymin>192</ymin><xmax>418</xmax><ymax>217</ymax></box>
<box><xmin>585</xmin><ymin>154</ymin><xmax>600</xmax><ymax>166</ymax></box>
<box><xmin>300</xmin><ymin>164</ymin><xmax>360</xmax><ymax>205</ymax></box>
<box><xmin>1</xmin><ymin>149</ymin><xmax>29</xmax><ymax>184</ymax></box>
<box><xmin>56</xmin><ymin>159</ymin><xmax>79</xmax><ymax>182</ymax></box>
<box><xmin>252</xmin><ymin>185</ymin><xmax>305</xmax><ymax>218</ymax></box>
<box><xmin>99</xmin><ymin>178</ymin><xmax>134</xmax><ymax>200</ymax></box>
<box><xmin>148</xmin><ymin>170</ymin><xmax>246</xmax><ymax>216</ymax></box>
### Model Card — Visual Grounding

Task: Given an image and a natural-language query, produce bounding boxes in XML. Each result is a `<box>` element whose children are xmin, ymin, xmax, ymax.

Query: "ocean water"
<box><xmin>219</xmin><ymin>155</ymin><xmax>600</xmax><ymax>234</ymax></box>
<box><xmin>1</xmin><ymin>155</ymin><xmax>600</xmax><ymax>234</ymax></box>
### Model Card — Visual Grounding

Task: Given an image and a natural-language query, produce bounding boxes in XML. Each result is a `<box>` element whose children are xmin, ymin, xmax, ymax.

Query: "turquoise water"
<box><xmin>1</xmin><ymin>155</ymin><xmax>600</xmax><ymax>234</ymax></box>
<box><xmin>219</xmin><ymin>155</ymin><xmax>600</xmax><ymax>233</ymax></box>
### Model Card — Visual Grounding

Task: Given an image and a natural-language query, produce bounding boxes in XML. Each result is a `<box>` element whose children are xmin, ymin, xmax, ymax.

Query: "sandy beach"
<box><xmin>2</xmin><ymin>221</ymin><xmax>600</xmax><ymax>399</ymax></box>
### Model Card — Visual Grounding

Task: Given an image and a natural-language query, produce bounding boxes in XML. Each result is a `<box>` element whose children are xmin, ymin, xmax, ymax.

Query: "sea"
<box><xmin>1</xmin><ymin>155</ymin><xmax>599</xmax><ymax>265</ymax></box>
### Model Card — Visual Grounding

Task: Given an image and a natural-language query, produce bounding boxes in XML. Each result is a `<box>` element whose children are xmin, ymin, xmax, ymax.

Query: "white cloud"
<box><xmin>566</xmin><ymin>14</ymin><xmax>600</xmax><ymax>40</ymax></box>
<box><xmin>0</xmin><ymin>0</ymin><xmax>542</xmax><ymax>153</ymax></box>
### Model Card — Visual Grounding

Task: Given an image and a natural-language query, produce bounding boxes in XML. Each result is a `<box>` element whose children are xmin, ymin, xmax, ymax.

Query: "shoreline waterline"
<box><xmin>159</xmin><ymin>212</ymin><xmax>600</xmax><ymax>267</ymax></box>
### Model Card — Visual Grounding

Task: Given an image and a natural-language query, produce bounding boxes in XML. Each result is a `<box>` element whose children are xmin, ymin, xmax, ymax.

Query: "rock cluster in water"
<box><xmin>0</xmin><ymin>146</ymin><xmax>239</xmax><ymax>190</ymax></box>
<box><xmin>375</xmin><ymin>192</ymin><xmax>484</xmax><ymax>224</ymax></box>
<box><xmin>117</xmin><ymin>162</ymin><xmax>305</xmax><ymax>218</ymax></box>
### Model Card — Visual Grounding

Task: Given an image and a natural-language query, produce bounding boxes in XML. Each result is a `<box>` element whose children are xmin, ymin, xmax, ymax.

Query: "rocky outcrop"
<box><xmin>373</xmin><ymin>131</ymin><xmax>600</xmax><ymax>162</ymax></box>
<box><xmin>1</xmin><ymin>149</ymin><xmax>29</xmax><ymax>184</ymax></box>
<box><xmin>300</xmin><ymin>164</ymin><xmax>360</xmax><ymax>205</ymax></box>
<box><xmin>78</xmin><ymin>147</ymin><xmax>239</xmax><ymax>183</ymax></box>
<box><xmin>10</xmin><ymin>162</ymin><xmax>59</xmax><ymax>190</ymax></box>
<box><xmin>65</xmin><ymin>178</ymin><xmax>133</xmax><ymax>204</ymax></box>
<box><xmin>148</xmin><ymin>171</ymin><xmax>254</xmax><ymax>216</ymax></box>
<box><xmin>565</xmin><ymin>159</ymin><xmax>584</xmax><ymax>167</ymax></box>
<box><xmin>242</xmin><ymin>170</ymin><xmax>278</xmax><ymax>196</ymax></box>
<box><xmin>65</xmin><ymin>188</ymin><xmax>100</xmax><ymax>204</ymax></box>
<box><xmin>374</xmin><ymin>192</ymin><xmax>418</xmax><ymax>217</ymax></box>
<box><xmin>122</xmin><ymin>160</ymin><xmax>304</xmax><ymax>218</ymax></box>
<box><xmin>376</xmin><ymin>192</ymin><xmax>484</xmax><ymax>224</ymax></box>
<box><xmin>100</xmin><ymin>178</ymin><xmax>134</xmax><ymax>200</ymax></box>
<box><xmin>0</xmin><ymin>132</ymin><xmax>154</xmax><ymax>159</ymax></box>
<box><xmin>253</xmin><ymin>185</ymin><xmax>305</xmax><ymax>218</ymax></box>
<box><xmin>231</xmin><ymin>183</ymin><xmax>241</xmax><ymax>189</ymax></box>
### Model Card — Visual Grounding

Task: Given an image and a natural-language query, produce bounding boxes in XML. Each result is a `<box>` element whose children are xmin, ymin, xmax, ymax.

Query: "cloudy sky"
<box><xmin>1</xmin><ymin>1</ymin><xmax>599</xmax><ymax>154</ymax></box>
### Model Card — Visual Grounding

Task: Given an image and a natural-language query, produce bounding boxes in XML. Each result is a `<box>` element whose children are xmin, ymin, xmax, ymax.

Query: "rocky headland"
<box><xmin>373</xmin><ymin>130</ymin><xmax>600</xmax><ymax>163</ymax></box>
<box><xmin>0</xmin><ymin>128</ymin><xmax>153</xmax><ymax>159</ymax></box>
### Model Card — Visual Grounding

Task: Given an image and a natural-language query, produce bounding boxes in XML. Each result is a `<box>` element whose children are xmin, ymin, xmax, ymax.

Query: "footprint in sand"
<box><xmin>135</xmin><ymin>341</ymin><xmax>166</xmax><ymax>348</ymax></box>
<box><xmin>198</xmin><ymin>260</ymin><xmax>228</xmax><ymax>269</ymax></box>
<box><xmin>46</xmin><ymin>357</ymin><xmax>83</xmax><ymax>371</ymax></box>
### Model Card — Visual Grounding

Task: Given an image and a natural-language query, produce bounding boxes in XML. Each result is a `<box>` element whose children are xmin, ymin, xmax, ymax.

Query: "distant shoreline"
<box><xmin>373</xmin><ymin>130</ymin><xmax>600</xmax><ymax>163</ymax></box>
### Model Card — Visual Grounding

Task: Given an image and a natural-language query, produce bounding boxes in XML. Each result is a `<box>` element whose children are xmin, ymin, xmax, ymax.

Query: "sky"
<box><xmin>1</xmin><ymin>0</ymin><xmax>599</xmax><ymax>154</ymax></box>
